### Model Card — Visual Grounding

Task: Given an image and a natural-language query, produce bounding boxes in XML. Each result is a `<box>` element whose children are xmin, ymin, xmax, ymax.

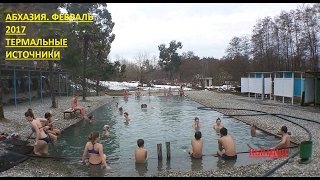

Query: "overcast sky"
<box><xmin>107</xmin><ymin>3</ymin><xmax>307</xmax><ymax>62</ymax></box>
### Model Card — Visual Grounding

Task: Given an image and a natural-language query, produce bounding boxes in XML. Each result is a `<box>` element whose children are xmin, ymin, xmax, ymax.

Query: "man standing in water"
<box><xmin>217</xmin><ymin>127</ymin><xmax>237</xmax><ymax>160</ymax></box>
<box><xmin>135</xmin><ymin>88</ymin><xmax>142</xmax><ymax>98</ymax></box>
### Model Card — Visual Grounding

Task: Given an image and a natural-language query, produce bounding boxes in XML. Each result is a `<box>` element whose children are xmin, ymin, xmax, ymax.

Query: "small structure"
<box><xmin>303</xmin><ymin>71</ymin><xmax>320</xmax><ymax>107</ymax></box>
<box><xmin>240</xmin><ymin>72</ymin><xmax>272</xmax><ymax>100</ymax></box>
<box><xmin>273</xmin><ymin>71</ymin><xmax>304</xmax><ymax>104</ymax></box>
<box><xmin>1</xmin><ymin>63</ymin><xmax>74</xmax><ymax>107</ymax></box>
<box><xmin>199</xmin><ymin>77</ymin><xmax>213</xmax><ymax>87</ymax></box>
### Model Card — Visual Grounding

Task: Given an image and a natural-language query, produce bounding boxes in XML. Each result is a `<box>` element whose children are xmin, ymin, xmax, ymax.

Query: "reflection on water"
<box><xmin>216</xmin><ymin>158</ymin><xmax>237</xmax><ymax>169</ymax></box>
<box><xmin>50</xmin><ymin>96</ymin><xmax>281</xmax><ymax>176</ymax></box>
<box><xmin>191</xmin><ymin>157</ymin><xmax>203</xmax><ymax>171</ymax></box>
<box><xmin>76</xmin><ymin>162</ymin><xmax>107</xmax><ymax>177</ymax></box>
<box><xmin>135</xmin><ymin>163</ymin><xmax>148</xmax><ymax>176</ymax></box>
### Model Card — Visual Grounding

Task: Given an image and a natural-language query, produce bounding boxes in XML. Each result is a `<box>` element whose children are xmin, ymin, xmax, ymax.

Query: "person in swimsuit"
<box><xmin>124</xmin><ymin>112</ymin><xmax>130</xmax><ymax>121</ymax></box>
<box><xmin>118</xmin><ymin>107</ymin><xmax>123</xmax><ymax>115</ymax></box>
<box><xmin>213</xmin><ymin>118</ymin><xmax>224</xmax><ymax>130</ymax></box>
<box><xmin>81</xmin><ymin>131</ymin><xmax>111</xmax><ymax>169</ymax></box>
<box><xmin>272</xmin><ymin>126</ymin><xmax>291</xmax><ymax>149</ymax></box>
<box><xmin>115</xmin><ymin>102</ymin><xmax>119</xmax><ymax>108</ymax></box>
<box><xmin>135</xmin><ymin>88</ymin><xmax>141</xmax><ymax>99</ymax></box>
<box><xmin>89</xmin><ymin>115</ymin><xmax>95</xmax><ymax>123</ymax></box>
<box><xmin>135</xmin><ymin>139</ymin><xmax>148</xmax><ymax>164</ymax></box>
<box><xmin>123</xmin><ymin>89</ymin><xmax>129</xmax><ymax>98</ymax></box>
<box><xmin>217</xmin><ymin>127</ymin><xmax>237</xmax><ymax>160</ymax></box>
<box><xmin>250</xmin><ymin>124</ymin><xmax>257</xmax><ymax>137</ymax></box>
<box><xmin>44</xmin><ymin>112</ymin><xmax>59</xmax><ymax>142</ymax></box>
<box><xmin>167</xmin><ymin>87</ymin><xmax>173</xmax><ymax>96</ymax></box>
<box><xmin>103</xmin><ymin>125</ymin><xmax>110</xmax><ymax>136</ymax></box>
<box><xmin>178</xmin><ymin>86</ymin><xmax>185</xmax><ymax>97</ymax></box>
<box><xmin>163</xmin><ymin>87</ymin><xmax>167</xmax><ymax>96</ymax></box>
<box><xmin>187</xmin><ymin>131</ymin><xmax>203</xmax><ymax>159</ymax></box>
<box><xmin>192</xmin><ymin>117</ymin><xmax>202</xmax><ymax>129</ymax></box>
<box><xmin>25</xmin><ymin>109</ymin><xmax>51</xmax><ymax>156</ymax></box>
<box><xmin>27</xmin><ymin>108</ymin><xmax>47</xmax><ymax>139</ymax></box>
<box><xmin>71</xmin><ymin>94</ymin><xmax>87</xmax><ymax>119</ymax></box>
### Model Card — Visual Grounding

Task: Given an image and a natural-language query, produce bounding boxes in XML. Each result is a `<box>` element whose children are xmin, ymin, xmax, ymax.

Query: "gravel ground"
<box><xmin>1</xmin><ymin>90</ymin><xmax>320</xmax><ymax>177</ymax></box>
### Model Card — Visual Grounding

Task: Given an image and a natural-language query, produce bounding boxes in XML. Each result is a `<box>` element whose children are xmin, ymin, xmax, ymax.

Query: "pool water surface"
<box><xmin>48</xmin><ymin>95</ymin><xmax>281</xmax><ymax>176</ymax></box>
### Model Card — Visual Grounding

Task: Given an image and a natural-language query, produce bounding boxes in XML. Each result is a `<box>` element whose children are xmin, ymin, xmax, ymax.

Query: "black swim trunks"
<box><xmin>222</xmin><ymin>153</ymin><xmax>237</xmax><ymax>160</ymax></box>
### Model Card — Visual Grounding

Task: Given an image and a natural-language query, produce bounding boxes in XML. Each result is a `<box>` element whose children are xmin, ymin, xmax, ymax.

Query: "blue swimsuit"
<box><xmin>88</xmin><ymin>143</ymin><xmax>99</xmax><ymax>154</ymax></box>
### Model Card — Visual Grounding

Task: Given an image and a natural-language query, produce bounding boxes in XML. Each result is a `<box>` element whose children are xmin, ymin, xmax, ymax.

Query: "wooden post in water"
<box><xmin>166</xmin><ymin>142</ymin><xmax>171</xmax><ymax>160</ymax></box>
<box><xmin>157</xmin><ymin>143</ymin><xmax>162</xmax><ymax>160</ymax></box>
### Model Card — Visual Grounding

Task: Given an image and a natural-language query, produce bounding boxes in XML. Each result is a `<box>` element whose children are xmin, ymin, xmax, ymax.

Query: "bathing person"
<box><xmin>119</xmin><ymin>107</ymin><xmax>123</xmax><ymax>115</ymax></box>
<box><xmin>103</xmin><ymin>125</ymin><xmax>110</xmax><ymax>136</ymax></box>
<box><xmin>250</xmin><ymin>124</ymin><xmax>258</xmax><ymax>137</ymax></box>
<box><xmin>71</xmin><ymin>94</ymin><xmax>87</xmax><ymax>119</ymax></box>
<box><xmin>25</xmin><ymin>109</ymin><xmax>51</xmax><ymax>156</ymax></box>
<box><xmin>115</xmin><ymin>102</ymin><xmax>119</xmax><ymax>108</ymax></box>
<box><xmin>141</xmin><ymin>104</ymin><xmax>147</xmax><ymax>109</ymax></box>
<box><xmin>163</xmin><ymin>87</ymin><xmax>167</xmax><ymax>96</ymax></box>
<box><xmin>135</xmin><ymin>88</ymin><xmax>141</xmax><ymax>98</ymax></box>
<box><xmin>124</xmin><ymin>112</ymin><xmax>131</xmax><ymax>121</ymax></box>
<box><xmin>148</xmin><ymin>87</ymin><xmax>151</xmax><ymax>96</ymax></box>
<box><xmin>81</xmin><ymin>131</ymin><xmax>111</xmax><ymax>169</ymax></box>
<box><xmin>192</xmin><ymin>117</ymin><xmax>202</xmax><ymax>128</ymax></box>
<box><xmin>43</xmin><ymin>112</ymin><xmax>59</xmax><ymax>142</ymax></box>
<box><xmin>123</xmin><ymin>89</ymin><xmax>129</xmax><ymax>98</ymax></box>
<box><xmin>272</xmin><ymin>126</ymin><xmax>291</xmax><ymax>149</ymax></box>
<box><xmin>217</xmin><ymin>127</ymin><xmax>237</xmax><ymax>160</ymax></box>
<box><xmin>187</xmin><ymin>131</ymin><xmax>203</xmax><ymax>159</ymax></box>
<box><xmin>89</xmin><ymin>115</ymin><xmax>95</xmax><ymax>123</ymax></box>
<box><xmin>178</xmin><ymin>86</ymin><xmax>185</xmax><ymax>97</ymax></box>
<box><xmin>167</xmin><ymin>87</ymin><xmax>173</xmax><ymax>96</ymax></box>
<box><xmin>213</xmin><ymin>118</ymin><xmax>224</xmax><ymax>130</ymax></box>
<box><xmin>45</xmin><ymin>111</ymin><xmax>61</xmax><ymax>135</ymax></box>
<box><xmin>135</xmin><ymin>138</ymin><xmax>148</xmax><ymax>164</ymax></box>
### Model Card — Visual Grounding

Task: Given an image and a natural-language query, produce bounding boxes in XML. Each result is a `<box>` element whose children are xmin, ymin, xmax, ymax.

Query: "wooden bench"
<box><xmin>63</xmin><ymin>108</ymin><xmax>80</xmax><ymax>119</ymax></box>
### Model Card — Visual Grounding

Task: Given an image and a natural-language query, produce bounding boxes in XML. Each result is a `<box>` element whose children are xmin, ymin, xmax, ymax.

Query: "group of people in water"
<box><xmin>24</xmin><ymin>87</ymin><xmax>292</xmax><ymax>171</ymax></box>
<box><xmin>123</xmin><ymin>86</ymin><xmax>185</xmax><ymax>99</ymax></box>
<box><xmin>187</xmin><ymin>117</ymin><xmax>291</xmax><ymax>160</ymax></box>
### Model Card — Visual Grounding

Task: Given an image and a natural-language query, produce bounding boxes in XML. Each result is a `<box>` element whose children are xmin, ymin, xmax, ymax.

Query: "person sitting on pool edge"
<box><xmin>272</xmin><ymin>125</ymin><xmax>291</xmax><ymax>149</ymax></box>
<box><xmin>135</xmin><ymin>138</ymin><xmax>148</xmax><ymax>164</ymax></box>
<box><xmin>213</xmin><ymin>118</ymin><xmax>224</xmax><ymax>130</ymax></box>
<box><xmin>217</xmin><ymin>127</ymin><xmax>237</xmax><ymax>160</ymax></box>
<box><xmin>71</xmin><ymin>94</ymin><xmax>87</xmax><ymax>119</ymax></box>
<box><xmin>81</xmin><ymin>131</ymin><xmax>111</xmax><ymax>169</ymax></box>
<box><xmin>187</xmin><ymin>131</ymin><xmax>203</xmax><ymax>159</ymax></box>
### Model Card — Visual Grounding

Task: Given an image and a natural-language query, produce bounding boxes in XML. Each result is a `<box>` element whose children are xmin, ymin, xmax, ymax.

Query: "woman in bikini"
<box><xmin>25</xmin><ymin>110</ymin><xmax>51</xmax><ymax>156</ymax></box>
<box><xmin>81</xmin><ymin>131</ymin><xmax>111</xmax><ymax>169</ymax></box>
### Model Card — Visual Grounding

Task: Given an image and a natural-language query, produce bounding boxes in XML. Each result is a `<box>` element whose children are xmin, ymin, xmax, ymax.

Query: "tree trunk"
<box><xmin>96</xmin><ymin>78</ymin><xmax>99</xmax><ymax>96</ymax></box>
<box><xmin>82</xmin><ymin>36</ymin><xmax>89</xmax><ymax>100</ymax></box>
<box><xmin>48</xmin><ymin>60</ymin><xmax>57</xmax><ymax>108</ymax></box>
<box><xmin>0</xmin><ymin>21</ymin><xmax>5</xmax><ymax>120</ymax></box>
